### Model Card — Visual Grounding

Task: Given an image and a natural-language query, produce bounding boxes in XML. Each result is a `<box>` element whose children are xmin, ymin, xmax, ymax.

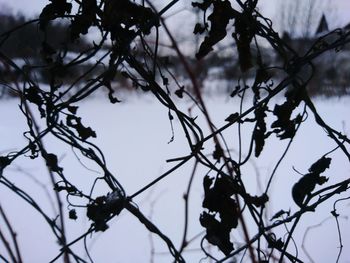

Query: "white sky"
<box><xmin>1</xmin><ymin>0</ymin><xmax>350</xmax><ymax>46</ymax></box>
<box><xmin>0</xmin><ymin>0</ymin><xmax>350</xmax><ymax>26</ymax></box>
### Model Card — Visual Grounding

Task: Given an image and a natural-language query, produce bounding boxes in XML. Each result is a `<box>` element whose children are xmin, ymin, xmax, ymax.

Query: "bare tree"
<box><xmin>275</xmin><ymin>0</ymin><xmax>333</xmax><ymax>38</ymax></box>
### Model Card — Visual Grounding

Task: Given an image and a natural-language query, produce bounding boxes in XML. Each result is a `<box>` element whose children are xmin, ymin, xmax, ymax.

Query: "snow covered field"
<box><xmin>1</xmin><ymin>93</ymin><xmax>350</xmax><ymax>262</ymax></box>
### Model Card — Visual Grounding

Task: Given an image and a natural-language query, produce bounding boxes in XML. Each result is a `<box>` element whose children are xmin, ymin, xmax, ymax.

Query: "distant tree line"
<box><xmin>0</xmin><ymin>13</ymin><xmax>89</xmax><ymax>58</ymax></box>
<box><xmin>1</xmin><ymin>11</ymin><xmax>349</xmax><ymax>97</ymax></box>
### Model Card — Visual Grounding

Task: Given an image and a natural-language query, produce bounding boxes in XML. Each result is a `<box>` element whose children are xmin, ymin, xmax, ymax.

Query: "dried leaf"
<box><xmin>309</xmin><ymin>156</ymin><xmax>332</xmax><ymax>174</ymax></box>
<box><xmin>292</xmin><ymin>157</ymin><xmax>332</xmax><ymax>207</ymax></box>
<box><xmin>67</xmin><ymin>115</ymin><xmax>97</xmax><ymax>141</ymax></box>
<box><xmin>225</xmin><ymin>113</ymin><xmax>239</xmax><ymax>123</ymax></box>
<box><xmin>195</xmin><ymin>0</ymin><xmax>235</xmax><ymax>59</ymax></box>
<box><xmin>200</xmin><ymin>212</ymin><xmax>234</xmax><ymax>256</ymax></box>
<box><xmin>43</xmin><ymin>152</ymin><xmax>63</xmax><ymax>173</ymax></box>
<box><xmin>270</xmin><ymin>209</ymin><xmax>290</xmax><ymax>221</ymax></box>
<box><xmin>193</xmin><ymin>23</ymin><xmax>206</xmax><ymax>34</ymax></box>
<box><xmin>175</xmin><ymin>86</ymin><xmax>185</xmax><ymax>98</ymax></box>
<box><xmin>212</xmin><ymin>144</ymin><xmax>224</xmax><ymax>162</ymax></box>
<box><xmin>0</xmin><ymin>156</ymin><xmax>11</xmax><ymax>170</ymax></box>
<box><xmin>247</xmin><ymin>193</ymin><xmax>269</xmax><ymax>207</ymax></box>
<box><xmin>69</xmin><ymin>209</ymin><xmax>78</xmax><ymax>220</ymax></box>
<box><xmin>253</xmin><ymin>105</ymin><xmax>268</xmax><ymax>157</ymax></box>
<box><xmin>39</xmin><ymin>0</ymin><xmax>72</xmax><ymax>30</ymax></box>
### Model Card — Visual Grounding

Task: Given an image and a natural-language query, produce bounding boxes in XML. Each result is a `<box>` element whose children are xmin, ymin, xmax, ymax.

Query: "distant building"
<box><xmin>344</xmin><ymin>22</ymin><xmax>350</xmax><ymax>31</ymax></box>
<box><xmin>315</xmin><ymin>14</ymin><xmax>329</xmax><ymax>35</ymax></box>
<box><xmin>278</xmin><ymin>14</ymin><xmax>330</xmax><ymax>54</ymax></box>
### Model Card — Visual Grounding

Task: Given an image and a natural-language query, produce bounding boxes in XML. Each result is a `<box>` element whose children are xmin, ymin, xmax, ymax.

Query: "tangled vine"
<box><xmin>1</xmin><ymin>0</ymin><xmax>350</xmax><ymax>262</ymax></box>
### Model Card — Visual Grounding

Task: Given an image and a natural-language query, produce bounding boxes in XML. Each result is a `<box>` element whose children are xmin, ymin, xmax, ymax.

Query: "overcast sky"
<box><xmin>1</xmin><ymin>0</ymin><xmax>350</xmax><ymax>26</ymax></box>
<box><xmin>1</xmin><ymin>0</ymin><xmax>350</xmax><ymax>50</ymax></box>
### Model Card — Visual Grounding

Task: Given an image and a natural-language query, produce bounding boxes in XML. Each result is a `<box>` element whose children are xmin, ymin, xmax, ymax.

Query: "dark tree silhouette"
<box><xmin>0</xmin><ymin>0</ymin><xmax>350</xmax><ymax>262</ymax></box>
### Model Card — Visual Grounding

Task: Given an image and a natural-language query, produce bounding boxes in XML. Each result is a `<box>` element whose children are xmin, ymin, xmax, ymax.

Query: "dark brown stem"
<box><xmin>15</xmin><ymin>82</ymin><xmax>70</xmax><ymax>263</ymax></box>
<box><xmin>0</xmin><ymin>205</ymin><xmax>22</xmax><ymax>263</ymax></box>
<box><xmin>179</xmin><ymin>160</ymin><xmax>199</xmax><ymax>254</ymax></box>
<box><xmin>159</xmin><ymin>13</ymin><xmax>258</xmax><ymax>263</ymax></box>
<box><xmin>0</xmin><ymin>228</ymin><xmax>17</xmax><ymax>263</ymax></box>
<box><xmin>125</xmin><ymin>202</ymin><xmax>186</xmax><ymax>263</ymax></box>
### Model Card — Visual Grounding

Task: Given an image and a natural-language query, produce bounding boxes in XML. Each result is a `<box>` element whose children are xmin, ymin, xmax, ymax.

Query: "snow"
<box><xmin>0</xmin><ymin>93</ymin><xmax>350</xmax><ymax>262</ymax></box>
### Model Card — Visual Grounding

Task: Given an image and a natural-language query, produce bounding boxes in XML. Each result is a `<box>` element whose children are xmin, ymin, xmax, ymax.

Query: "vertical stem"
<box><xmin>0</xmin><ymin>205</ymin><xmax>23</xmax><ymax>263</ymax></box>
<box><xmin>15</xmin><ymin>83</ymin><xmax>70</xmax><ymax>263</ymax></box>
<box><xmin>160</xmin><ymin>16</ymin><xmax>257</xmax><ymax>263</ymax></box>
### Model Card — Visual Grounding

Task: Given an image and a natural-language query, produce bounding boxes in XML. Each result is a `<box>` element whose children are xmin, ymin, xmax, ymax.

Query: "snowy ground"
<box><xmin>1</xmin><ymin>93</ymin><xmax>350</xmax><ymax>263</ymax></box>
